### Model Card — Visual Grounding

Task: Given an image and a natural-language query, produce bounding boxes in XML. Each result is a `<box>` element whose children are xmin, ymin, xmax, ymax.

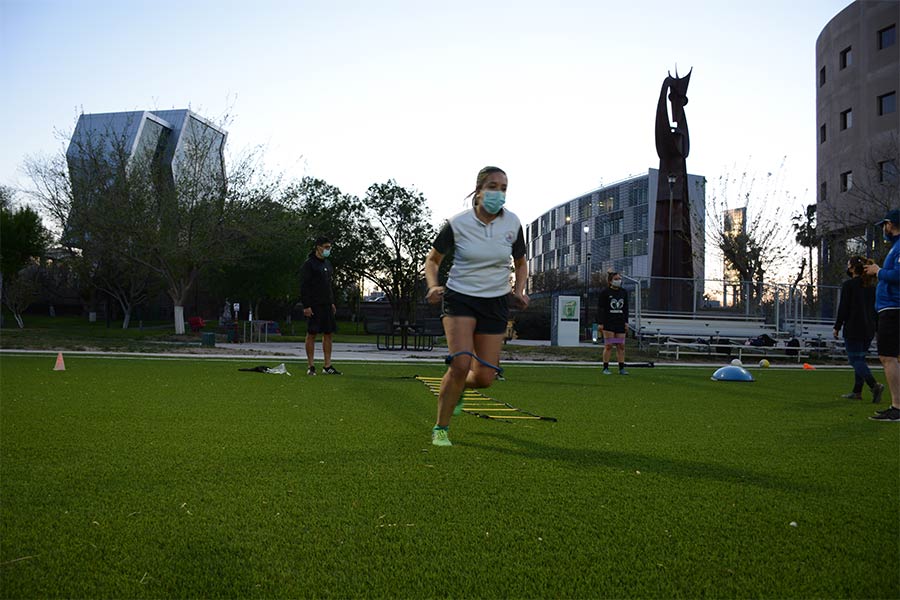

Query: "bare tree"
<box><xmin>817</xmin><ymin>131</ymin><xmax>898</xmax><ymax>282</ymax></box>
<box><xmin>24</xmin><ymin>129</ymin><xmax>157</xmax><ymax>329</ymax></box>
<box><xmin>699</xmin><ymin>161</ymin><xmax>795</xmax><ymax>307</ymax></box>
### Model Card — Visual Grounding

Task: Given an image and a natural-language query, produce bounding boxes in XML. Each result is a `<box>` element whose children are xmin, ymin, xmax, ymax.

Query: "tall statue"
<box><xmin>650</xmin><ymin>68</ymin><xmax>695</xmax><ymax>312</ymax></box>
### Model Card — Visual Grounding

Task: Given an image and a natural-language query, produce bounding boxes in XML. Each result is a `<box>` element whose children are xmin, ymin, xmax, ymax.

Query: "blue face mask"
<box><xmin>481</xmin><ymin>190</ymin><xmax>506</xmax><ymax>214</ymax></box>
<box><xmin>322</xmin><ymin>248</ymin><xmax>331</xmax><ymax>258</ymax></box>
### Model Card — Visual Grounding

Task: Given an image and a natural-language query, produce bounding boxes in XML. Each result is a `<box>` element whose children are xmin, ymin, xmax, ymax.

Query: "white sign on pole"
<box><xmin>551</xmin><ymin>295</ymin><xmax>581</xmax><ymax>347</ymax></box>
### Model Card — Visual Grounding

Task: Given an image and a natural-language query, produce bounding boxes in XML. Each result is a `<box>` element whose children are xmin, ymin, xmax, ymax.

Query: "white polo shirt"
<box><xmin>433</xmin><ymin>208</ymin><xmax>526</xmax><ymax>298</ymax></box>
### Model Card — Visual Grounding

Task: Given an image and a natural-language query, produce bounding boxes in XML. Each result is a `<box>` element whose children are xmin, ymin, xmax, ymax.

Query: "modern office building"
<box><xmin>816</xmin><ymin>1</ymin><xmax>899</xmax><ymax>279</ymax></box>
<box><xmin>525</xmin><ymin>169</ymin><xmax>705</xmax><ymax>292</ymax></box>
<box><xmin>66</xmin><ymin>109</ymin><xmax>227</xmax><ymax>196</ymax></box>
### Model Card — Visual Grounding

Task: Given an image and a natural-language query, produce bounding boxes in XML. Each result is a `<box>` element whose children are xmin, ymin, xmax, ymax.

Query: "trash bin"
<box><xmin>201</xmin><ymin>332</ymin><xmax>216</xmax><ymax>347</ymax></box>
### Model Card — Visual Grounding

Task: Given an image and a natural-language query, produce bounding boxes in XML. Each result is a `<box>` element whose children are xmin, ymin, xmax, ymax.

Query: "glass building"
<box><xmin>67</xmin><ymin>109</ymin><xmax>227</xmax><ymax>195</ymax></box>
<box><xmin>525</xmin><ymin>169</ymin><xmax>706</xmax><ymax>292</ymax></box>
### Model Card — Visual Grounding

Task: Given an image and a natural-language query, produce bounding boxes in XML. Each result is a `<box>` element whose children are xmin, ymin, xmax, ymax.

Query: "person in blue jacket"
<box><xmin>864</xmin><ymin>209</ymin><xmax>900</xmax><ymax>422</ymax></box>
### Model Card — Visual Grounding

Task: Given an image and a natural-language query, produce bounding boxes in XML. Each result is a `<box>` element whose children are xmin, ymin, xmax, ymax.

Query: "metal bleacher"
<box><xmin>632</xmin><ymin>313</ymin><xmax>806</xmax><ymax>362</ymax></box>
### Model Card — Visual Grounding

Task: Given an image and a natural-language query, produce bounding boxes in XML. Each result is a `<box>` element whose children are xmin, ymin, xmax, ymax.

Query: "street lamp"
<box><xmin>583</xmin><ymin>225</ymin><xmax>591</xmax><ymax>329</ymax></box>
<box><xmin>667</xmin><ymin>173</ymin><xmax>677</xmax><ymax>287</ymax></box>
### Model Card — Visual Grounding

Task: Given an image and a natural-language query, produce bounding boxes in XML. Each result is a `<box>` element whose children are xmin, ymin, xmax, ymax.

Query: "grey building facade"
<box><xmin>66</xmin><ymin>109</ymin><xmax>227</xmax><ymax>196</ymax></box>
<box><xmin>525</xmin><ymin>169</ymin><xmax>705</xmax><ymax>292</ymax></box>
<box><xmin>816</xmin><ymin>0</ymin><xmax>899</xmax><ymax>278</ymax></box>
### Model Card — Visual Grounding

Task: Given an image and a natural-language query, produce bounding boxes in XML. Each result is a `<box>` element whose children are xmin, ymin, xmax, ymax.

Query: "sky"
<box><xmin>1</xmin><ymin>0</ymin><xmax>853</xmax><ymax>233</ymax></box>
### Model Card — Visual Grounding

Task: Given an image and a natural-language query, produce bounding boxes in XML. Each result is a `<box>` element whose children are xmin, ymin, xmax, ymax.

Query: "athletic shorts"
<box><xmin>441</xmin><ymin>288</ymin><xmax>509</xmax><ymax>335</ymax></box>
<box><xmin>876</xmin><ymin>309</ymin><xmax>899</xmax><ymax>357</ymax></box>
<box><xmin>306</xmin><ymin>304</ymin><xmax>337</xmax><ymax>335</ymax></box>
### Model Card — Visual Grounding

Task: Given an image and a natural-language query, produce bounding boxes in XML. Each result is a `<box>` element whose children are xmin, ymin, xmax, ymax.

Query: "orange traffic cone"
<box><xmin>802</xmin><ymin>362</ymin><xmax>815</xmax><ymax>370</ymax></box>
<box><xmin>53</xmin><ymin>352</ymin><xmax>66</xmax><ymax>371</ymax></box>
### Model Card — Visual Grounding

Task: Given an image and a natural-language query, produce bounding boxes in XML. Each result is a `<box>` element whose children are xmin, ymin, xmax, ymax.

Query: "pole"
<box><xmin>667</xmin><ymin>173</ymin><xmax>676</xmax><ymax>303</ymax></box>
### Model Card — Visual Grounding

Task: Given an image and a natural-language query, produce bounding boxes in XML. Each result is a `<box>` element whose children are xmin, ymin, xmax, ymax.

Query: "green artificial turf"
<box><xmin>0</xmin><ymin>355</ymin><xmax>897</xmax><ymax>598</ymax></box>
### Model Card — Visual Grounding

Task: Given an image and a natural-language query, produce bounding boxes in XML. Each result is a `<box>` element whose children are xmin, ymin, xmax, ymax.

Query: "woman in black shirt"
<box><xmin>833</xmin><ymin>256</ymin><xmax>884</xmax><ymax>402</ymax></box>
<box><xmin>597</xmin><ymin>271</ymin><xmax>629</xmax><ymax>375</ymax></box>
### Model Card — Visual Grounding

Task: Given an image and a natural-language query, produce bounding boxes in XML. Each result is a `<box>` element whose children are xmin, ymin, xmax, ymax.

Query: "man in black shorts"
<box><xmin>299</xmin><ymin>236</ymin><xmax>341</xmax><ymax>376</ymax></box>
<box><xmin>865</xmin><ymin>209</ymin><xmax>900</xmax><ymax>421</ymax></box>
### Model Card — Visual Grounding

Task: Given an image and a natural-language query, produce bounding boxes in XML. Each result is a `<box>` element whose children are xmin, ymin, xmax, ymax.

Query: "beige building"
<box><xmin>816</xmin><ymin>0</ymin><xmax>899</xmax><ymax>279</ymax></box>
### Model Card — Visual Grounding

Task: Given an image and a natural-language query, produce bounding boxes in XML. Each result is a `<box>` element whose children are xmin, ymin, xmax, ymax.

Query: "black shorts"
<box><xmin>306</xmin><ymin>304</ymin><xmax>336</xmax><ymax>335</ymax></box>
<box><xmin>601</xmin><ymin>321</ymin><xmax>627</xmax><ymax>334</ymax></box>
<box><xmin>441</xmin><ymin>288</ymin><xmax>509</xmax><ymax>335</ymax></box>
<box><xmin>876</xmin><ymin>309</ymin><xmax>899</xmax><ymax>357</ymax></box>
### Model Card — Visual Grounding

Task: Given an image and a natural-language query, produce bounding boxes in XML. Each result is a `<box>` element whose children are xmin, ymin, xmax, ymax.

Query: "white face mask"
<box><xmin>611</xmin><ymin>279</ymin><xmax>622</xmax><ymax>288</ymax></box>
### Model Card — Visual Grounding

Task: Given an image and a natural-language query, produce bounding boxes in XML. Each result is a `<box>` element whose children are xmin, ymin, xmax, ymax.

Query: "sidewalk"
<box><xmin>0</xmin><ymin>340</ymin><xmax>602</xmax><ymax>366</ymax></box>
<box><xmin>0</xmin><ymin>340</ymin><xmax>841</xmax><ymax>369</ymax></box>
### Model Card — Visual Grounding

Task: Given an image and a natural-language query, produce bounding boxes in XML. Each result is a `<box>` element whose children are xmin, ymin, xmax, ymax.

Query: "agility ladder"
<box><xmin>415</xmin><ymin>376</ymin><xmax>557</xmax><ymax>422</ymax></box>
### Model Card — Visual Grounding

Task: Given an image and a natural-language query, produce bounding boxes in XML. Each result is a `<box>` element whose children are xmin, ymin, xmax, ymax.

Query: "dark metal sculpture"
<box><xmin>650</xmin><ymin>68</ymin><xmax>695</xmax><ymax>312</ymax></box>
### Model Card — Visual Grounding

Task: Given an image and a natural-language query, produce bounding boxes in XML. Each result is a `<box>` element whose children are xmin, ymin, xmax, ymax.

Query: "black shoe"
<box><xmin>868</xmin><ymin>407</ymin><xmax>900</xmax><ymax>422</ymax></box>
<box><xmin>841</xmin><ymin>392</ymin><xmax>862</xmax><ymax>400</ymax></box>
<box><xmin>871</xmin><ymin>383</ymin><xmax>885</xmax><ymax>404</ymax></box>
<box><xmin>323</xmin><ymin>365</ymin><xmax>342</xmax><ymax>375</ymax></box>
<box><xmin>307</xmin><ymin>366</ymin><xmax>316</xmax><ymax>376</ymax></box>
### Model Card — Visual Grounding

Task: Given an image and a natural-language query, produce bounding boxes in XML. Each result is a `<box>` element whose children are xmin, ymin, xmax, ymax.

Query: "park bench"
<box><xmin>365</xmin><ymin>318</ymin><xmax>403</xmax><ymax>350</ymax></box>
<box><xmin>411</xmin><ymin>318</ymin><xmax>444</xmax><ymax>351</ymax></box>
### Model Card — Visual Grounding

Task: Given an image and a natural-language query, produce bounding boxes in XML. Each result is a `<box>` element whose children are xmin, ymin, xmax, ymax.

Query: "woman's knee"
<box><xmin>472</xmin><ymin>371</ymin><xmax>495</xmax><ymax>389</ymax></box>
<box><xmin>446</xmin><ymin>358</ymin><xmax>471</xmax><ymax>379</ymax></box>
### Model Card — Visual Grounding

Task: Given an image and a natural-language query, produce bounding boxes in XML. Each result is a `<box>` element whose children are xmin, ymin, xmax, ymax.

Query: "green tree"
<box><xmin>208</xmin><ymin>181</ymin><xmax>306</xmax><ymax>320</ymax></box>
<box><xmin>282</xmin><ymin>177</ymin><xmax>375</xmax><ymax>300</ymax></box>
<box><xmin>791</xmin><ymin>203</ymin><xmax>818</xmax><ymax>305</ymax></box>
<box><xmin>0</xmin><ymin>186</ymin><xmax>51</xmax><ymax>327</ymax></box>
<box><xmin>361</xmin><ymin>180</ymin><xmax>436</xmax><ymax>323</ymax></box>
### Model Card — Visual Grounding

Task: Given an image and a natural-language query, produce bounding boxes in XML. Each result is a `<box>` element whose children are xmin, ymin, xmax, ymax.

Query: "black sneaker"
<box><xmin>871</xmin><ymin>383</ymin><xmax>885</xmax><ymax>404</ymax></box>
<box><xmin>841</xmin><ymin>392</ymin><xmax>862</xmax><ymax>400</ymax></box>
<box><xmin>868</xmin><ymin>407</ymin><xmax>899</xmax><ymax>422</ymax></box>
<box><xmin>307</xmin><ymin>366</ymin><xmax>316</xmax><ymax>376</ymax></box>
<box><xmin>323</xmin><ymin>366</ymin><xmax>342</xmax><ymax>375</ymax></box>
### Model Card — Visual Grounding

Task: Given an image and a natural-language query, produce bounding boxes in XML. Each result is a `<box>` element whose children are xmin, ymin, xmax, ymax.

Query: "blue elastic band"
<box><xmin>444</xmin><ymin>351</ymin><xmax>503</xmax><ymax>374</ymax></box>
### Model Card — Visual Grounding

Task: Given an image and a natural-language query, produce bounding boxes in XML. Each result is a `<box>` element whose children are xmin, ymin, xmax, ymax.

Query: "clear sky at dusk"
<box><xmin>1</xmin><ymin>0</ymin><xmax>852</xmax><ymax>231</ymax></box>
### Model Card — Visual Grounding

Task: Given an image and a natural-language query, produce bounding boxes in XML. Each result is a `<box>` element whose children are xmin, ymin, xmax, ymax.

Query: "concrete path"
<box><xmin>0</xmin><ymin>341</ymin><xmax>845</xmax><ymax>369</ymax></box>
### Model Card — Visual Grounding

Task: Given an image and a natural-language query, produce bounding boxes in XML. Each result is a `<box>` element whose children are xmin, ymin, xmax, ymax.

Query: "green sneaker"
<box><xmin>453</xmin><ymin>396</ymin><xmax>465</xmax><ymax>416</ymax></box>
<box><xmin>432</xmin><ymin>428</ymin><xmax>452</xmax><ymax>447</ymax></box>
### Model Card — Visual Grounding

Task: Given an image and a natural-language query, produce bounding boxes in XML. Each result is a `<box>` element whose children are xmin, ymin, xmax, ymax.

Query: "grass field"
<box><xmin>1</xmin><ymin>355</ymin><xmax>898</xmax><ymax>598</ymax></box>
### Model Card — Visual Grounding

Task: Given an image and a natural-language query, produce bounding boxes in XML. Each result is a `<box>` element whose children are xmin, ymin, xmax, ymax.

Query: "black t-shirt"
<box><xmin>597</xmin><ymin>287</ymin><xmax>628</xmax><ymax>329</ymax></box>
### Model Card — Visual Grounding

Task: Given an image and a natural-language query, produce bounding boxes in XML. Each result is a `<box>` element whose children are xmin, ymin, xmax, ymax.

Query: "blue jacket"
<box><xmin>875</xmin><ymin>235</ymin><xmax>900</xmax><ymax>311</ymax></box>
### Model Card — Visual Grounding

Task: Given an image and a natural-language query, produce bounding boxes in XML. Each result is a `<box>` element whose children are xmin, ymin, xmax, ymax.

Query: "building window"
<box><xmin>820</xmin><ymin>124</ymin><xmax>827</xmax><ymax>143</ymax></box>
<box><xmin>840</xmin><ymin>171</ymin><xmax>853</xmax><ymax>192</ymax></box>
<box><xmin>878</xmin><ymin>92</ymin><xmax>897</xmax><ymax>115</ymax></box>
<box><xmin>878</xmin><ymin>24</ymin><xmax>896</xmax><ymax>50</ymax></box>
<box><xmin>880</xmin><ymin>160</ymin><xmax>899</xmax><ymax>183</ymax></box>
<box><xmin>839</xmin><ymin>46</ymin><xmax>852</xmax><ymax>69</ymax></box>
<box><xmin>840</xmin><ymin>108</ymin><xmax>853</xmax><ymax>130</ymax></box>
<box><xmin>819</xmin><ymin>66</ymin><xmax>826</xmax><ymax>86</ymax></box>
<box><xmin>820</xmin><ymin>181</ymin><xmax>827</xmax><ymax>203</ymax></box>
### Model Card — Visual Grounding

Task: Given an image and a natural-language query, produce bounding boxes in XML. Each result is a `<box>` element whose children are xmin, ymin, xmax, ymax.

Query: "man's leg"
<box><xmin>305</xmin><ymin>333</ymin><xmax>316</xmax><ymax>368</ymax></box>
<box><xmin>323</xmin><ymin>333</ymin><xmax>333</xmax><ymax>368</ymax></box>
<box><xmin>879</xmin><ymin>355</ymin><xmax>900</xmax><ymax>409</ymax></box>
